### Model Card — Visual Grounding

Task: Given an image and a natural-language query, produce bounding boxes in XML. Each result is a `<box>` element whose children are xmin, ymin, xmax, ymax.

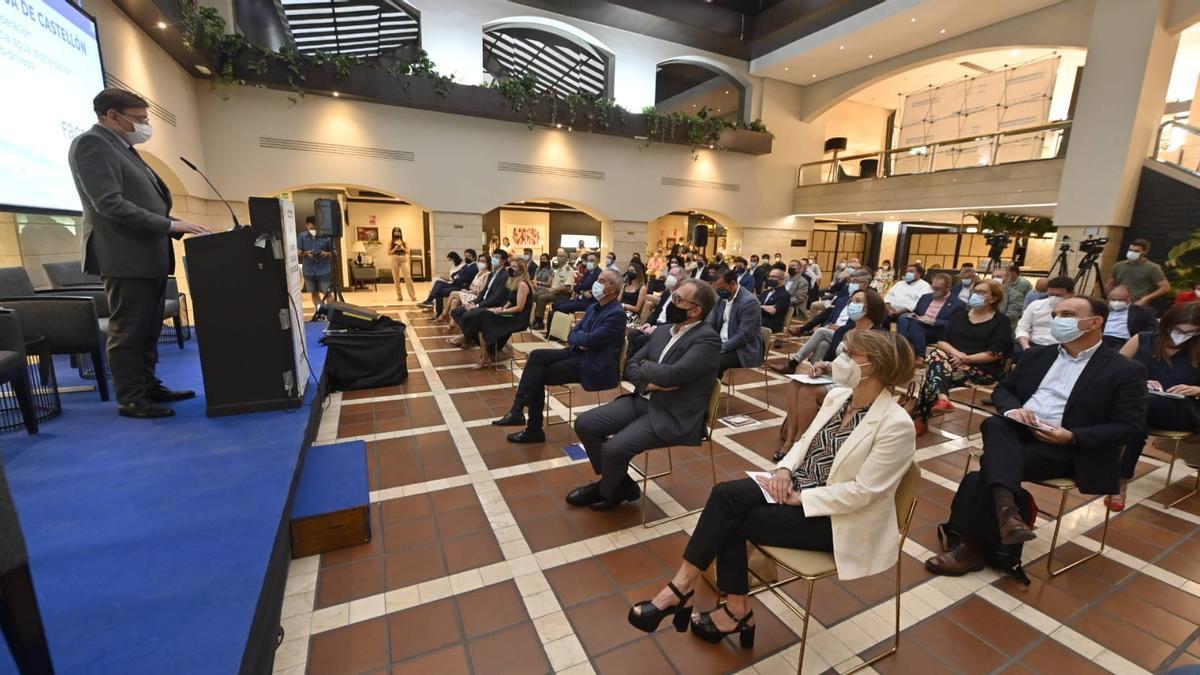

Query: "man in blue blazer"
<box><xmin>545</xmin><ymin>252</ymin><xmax>602</xmax><ymax>334</ymax></box>
<box><xmin>710</xmin><ymin>269</ymin><xmax>764</xmax><ymax>376</ymax></box>
<box><xmin>427</xmin><ymin>249</ymin><xmax>478</xmax><ymax>315</ymax></box>
<box><xmin>759</xmin><ymin>268</ymin><xmax>792</xmax><ymax>333</ymax></box>
<box><xmin>494</xmin><ymin>270</ymin><xmax>626</xmax><ymax>442</ymax></box>
<box><xmin>896</xmin><ymin>273</ymin><xmax>965</xmax><ymax>357</ymax></box>
<box><xmin>734</xmin><ymin>257</ymin><xmax>756</xmax><ymax>293</ymax></box>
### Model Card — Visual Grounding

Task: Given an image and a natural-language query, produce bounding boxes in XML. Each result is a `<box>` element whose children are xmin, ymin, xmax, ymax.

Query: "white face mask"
<box><xmin>1126</xmin><ymin>249</ymin><xmax>1142</xmax><ymax>261</ymax></box>
<box><xmin>1048</xmin><ymin>295</ymin><xmax>1064</xmax><ymax>308</ymax></box>
<box><xmin>120</xmin><ymin>113</ymin><xmax>152</xmax><ymax>144</ymax></box>
<box><xmin>1171</xmin><ymin>329</ymin><xmax>1197</xmax><ymax>346</ymax></box>
<box><xmin>663</xmin><ymin>275</ymin><xmax>678</xmax><ymax>290</ymax></box>
<box><xmin>831</xmin><ymin>353</ymin><xmax>865</xmax><ymax>388</ymax></box>
<box><xmin>307</xmin><ymin>228</ymin><xmax>317</xmax><ymax>236</ymax></box>
<box><xmin>1108</xmin><ymin>300</ymin><xmax>1128</xmax><ymax>311</ymax></box>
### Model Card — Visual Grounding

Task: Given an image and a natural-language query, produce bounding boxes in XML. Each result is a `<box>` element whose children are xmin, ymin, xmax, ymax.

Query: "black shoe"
<box><xmin>507</xmin><ymin>428</ymin><xmax>545</xmax><ymax>444</ymax></box>
<box><xmin>118</xmin><ymin>400</ymin><xmax>175</xmax><ymax>419</ymax></box>
<box><xmin>690</xmin><ymin>605</ymin><xmax>755</xmax><ymax>648</ymax></box>
<box><xmin>492</xmin><ymin>412</ymin><xmax>526</xmax><ymax>427</ymax></box>
<box><xmin>565</xmin><ymin>481</ymin><xmax>604</xmax><ymax>507</ymax></box>
<box><xmin>147</xmin><ymin>386</ymin><xmax>196</xmax><ymax>403</ymax></box>
<box><xmin>591</xmin><ymin>479</ymin><xmax>641</xmax><ymax>510</ymax></box>
<box><xmin>628</xmin><ymin>581</ymin><xmax>694</xmax><ymax>633</ymax></box>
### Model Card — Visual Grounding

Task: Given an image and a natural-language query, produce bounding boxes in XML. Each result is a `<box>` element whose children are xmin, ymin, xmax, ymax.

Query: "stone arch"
<box><xmin>656</xmin><ymin>56</ymin><xmax>754</xmax><ymax>123</ymax></box>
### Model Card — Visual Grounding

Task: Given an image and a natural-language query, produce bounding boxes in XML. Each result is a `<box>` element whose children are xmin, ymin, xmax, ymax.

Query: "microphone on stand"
<box><xmin>179</xmin><ymin>156</ymin><xmax>243</xmax><ymax>228</ymax></box>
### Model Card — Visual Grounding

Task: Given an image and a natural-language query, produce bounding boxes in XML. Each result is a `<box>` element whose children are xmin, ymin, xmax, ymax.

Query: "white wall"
<box><xmin>497</xmin><ymin>208</ymin><xmax>550</xmax><ymax>255</ymax></box>
<box><xmin>346</xmin><ymin>201</ymin><xmax>426</xmax><ymax>261</ymax></box>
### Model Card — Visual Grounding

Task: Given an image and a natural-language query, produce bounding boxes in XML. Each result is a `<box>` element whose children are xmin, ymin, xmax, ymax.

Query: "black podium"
<box><xmin>183</xmin><ymin>197</ymin><xmax>310</xmax><ymax>416</ymax></box>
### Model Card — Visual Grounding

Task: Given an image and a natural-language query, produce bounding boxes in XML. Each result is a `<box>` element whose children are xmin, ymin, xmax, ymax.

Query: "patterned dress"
<box><xmin>791</xmin><ymin>399</ymin><xmax>869</xmax><ymax>490</ymax></box>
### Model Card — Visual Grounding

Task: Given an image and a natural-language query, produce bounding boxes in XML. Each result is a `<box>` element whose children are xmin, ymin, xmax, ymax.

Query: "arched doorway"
<box><xmin>655</xmin><ymin>57</ymin><xmax>753</xmax><ymax>124</ymax></box>
<box><xmin>647</xmin><ymin>208</ymin><xmax>742</xmax><ymax>259</ymax></box>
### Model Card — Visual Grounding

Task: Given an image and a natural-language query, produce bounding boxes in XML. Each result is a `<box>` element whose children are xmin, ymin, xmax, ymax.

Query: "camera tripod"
<box><xmin>1050</xmin><ymin>243</ymin><xmax>1071</xmax><ymax>278</ymax></box>
<box><xmin>1074</xmin><ymin>251</ymin><xmax>1107</xmax><ymax>300</ymax></box>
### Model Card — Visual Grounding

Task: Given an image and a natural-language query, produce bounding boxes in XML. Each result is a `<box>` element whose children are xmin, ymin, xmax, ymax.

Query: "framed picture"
<box><xmin>356</xmin><ymin>227</ymin><xmax>379</xmax><ymax>242</ymax></box>
<box><xmin>509</xmin><ymin>226</ymin><xmax>543</xmax><ymax>248</ymax></box>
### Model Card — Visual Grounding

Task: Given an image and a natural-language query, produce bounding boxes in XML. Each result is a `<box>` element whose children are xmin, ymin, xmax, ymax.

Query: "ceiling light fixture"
<box><xmin>839</xmin><ymin>45</ymin><xmax>845</xmax><ymax>50</ymax></box>
<box><xmin>811</xmin><ymin>73</ymin><xmax>817</xmax><ymax>78</ymax></box>
<box><xmin>332</xmin><ymin>91</ymin><xmax>340</xmax><ymax>97</ymax></box>
<box><xmin>939</xmin><ymin>27</ymin><xmax>947</xmax><ymax>34</ymax></box>
<box><xmin>867</xmin><ymin>54</ymin><xmax>874</xmax><ymax>59</ymax></box>
<box><xmin>194</xmin><ymin>64</ymin><xmax>212</xmax><ymax>75</ymax></box>
<box><xmin>784</xmin><ymin>67</ymin><xmax>789</xmax><ymax>71</ymax></box>
<box><xmin>555</xmin><ymin>123</ymin><xmax>562</xmax><ymax>129</ymax></box>
<box><xmin>157</xmin><ymin>21</ymin><xmax>167</xmax><ymax>29</ymax></box>
<box><xmin>910</xmin><ymin>17</ymin><xmax>916</xmax><ymax>22</ymax></box>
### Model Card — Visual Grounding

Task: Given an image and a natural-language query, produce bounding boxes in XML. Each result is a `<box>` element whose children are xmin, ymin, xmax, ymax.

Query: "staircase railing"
<box><xmin>1153</xmin><ymin>119</ymin><xmax>1200</xmax><ymax>177</ymax></box>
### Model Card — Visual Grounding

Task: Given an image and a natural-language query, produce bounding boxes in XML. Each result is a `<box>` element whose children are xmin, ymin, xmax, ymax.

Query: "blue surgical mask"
<box><xmin>586</xmin><ymin>261</ymin><xmax>596</xmax><ymax>271</ymax></box>
<box><xmin>591</xmin><ymin>280</ymin><xmax>605</xmax><ymax>299</ymax></box>
<box><xmin>846</xmin><ymin>282</ymin><xmax>861</xmax><ymax>295</ymax></box>
<box><xmin>1050</xmin><ymin>316</ymin><xmax>1089</xmax><ymax>343</ymax></box>
<box><xmin>904</xmin><ymin>272</ymin><xmax>916</xmax><ymax>283</ymax></box>
<box><xmin>847</xmin><ymin>302</ymin><xmax>865</xmax><ymax>320</ymax></box>
<box><xmin>718</xmin><ymin>289</ymin><xmax>731</xmax><ymax>300</ymax></box>
<box><xmin>491</xmin><ymin>256</ymin><xmax>500</xmax><ymax>267</ymax></box>
<box><xmin>961</xmin><ymin>278</ymin><xmax>974</xmax><ymax>287</ymax></box>
<box><xmin>968</xmin><ymin>293</ymin><xmax>987</xmax><ymax>309</ymax></box>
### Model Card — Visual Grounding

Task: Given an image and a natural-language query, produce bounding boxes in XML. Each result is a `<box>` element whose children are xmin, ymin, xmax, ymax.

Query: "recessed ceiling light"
<box><xmin>839</xmin><ymin>45</ymin><xmax>845</xmax><ymax>50</ymax></box>
<box><xmin>811</xmin><ymin>73</ymin><xmax>817</xmax><ymax>78</ymax></box>
<box><xmin>910</xmin><ymin>17</ymin><xmax>917</xmax><ymax>22</ymax></box>
<box><xmin>939</xmin><ymin>27</ymin><xmax>947</xmax><ymax>34</ymax></box>
<box><xmin>868</xmin><ymin>54</ymin><xmax>874</xmax><ymax>59</ymax></box>
<box><xmin>332</xmin><ymin>91</ymin><xmax>340</xmax><ymax>97</ymax></box>
<box><xmin>692</xmin><ymin>104</ymin><xmax>697</xmax><ymax>107</ymax></box>
<box><xmin>194</xmin><ymin>64</ymin><xmax>212</xmax><ymax>75</ymax></box>
<box><xmin>724</xmin><ymin>90</ymin><xmax>730</xmax><ymax>94</ymax></box>
<box><xmin>717</xmin><ymin>108</ymin><xmax>722</xmax><ymax>112</ymax></box>
<box><xmin>784</xmin><ymin>67</ymin><xmax>789</xmax><ymax>71</ymax></box>
<box><xmin>157</xmin><ymin>21</ymin><xmax>167</xmax><ymax>29</ymax></box>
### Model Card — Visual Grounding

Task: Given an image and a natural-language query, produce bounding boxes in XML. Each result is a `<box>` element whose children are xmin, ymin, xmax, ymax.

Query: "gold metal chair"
<box><xmin>633</xmin><ymin>380</ymin><xmax>723</xmax><ymax>527</ymax></box>
<box><xmin>552</xmin><ymin>337</ymin><xmax>628</xmax><ymax>432</ymax></box>
<box><xmin>509</xmin><ymin>311</ymin><xmax>573</xmax><ymax>385</ymax></box>
<box><xmin>719</xmin><ymin>327</ymin><xmax>772</xmax><ymax>416</ymax></box>
<box><xmin>748</xmin><ymin>463</ymin><xmax>922</xmax><ymax>674</ymax></box>
<box><xmin>1153</xmin><ymin>429</ymin><xmax>1198</xmax><ymax>508</ymax></box>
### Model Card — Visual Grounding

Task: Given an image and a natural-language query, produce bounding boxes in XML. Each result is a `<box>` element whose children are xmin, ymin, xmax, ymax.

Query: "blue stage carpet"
<box><xmin>1</xmin><ymin>323</ymin><xmax>328</xmax><ymax>675</ymax></box>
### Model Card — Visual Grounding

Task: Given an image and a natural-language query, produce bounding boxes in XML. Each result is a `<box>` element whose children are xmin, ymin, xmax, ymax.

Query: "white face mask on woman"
<box><xmin>831</xmin><ymin>353</ymin><xmax>866</xmax><ymax>388</ymax></box>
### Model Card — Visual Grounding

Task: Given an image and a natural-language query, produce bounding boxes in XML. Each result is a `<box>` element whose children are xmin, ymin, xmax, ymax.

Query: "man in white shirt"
<box><xmin>1014</xmin><ymin>276</ymin><xmax>1075</xmax><ymax>360</ymax></box>
<box><xmin>626</xmin><ymin>266</ymin><xmax>685</xmax><ymax>360</ymax></box>
<box><xmin>884</xmin><ymin>263</ymin><xmax>933</xmax><ymax>321</ymax></box>
<box><xmin>926</xmin><ymin>296</ymin><xmax>1147</xmax><ymax>576</ymax></box>
<box><xmin>570</xmin><ymin>280</ymin><xmax>722</xmax><ymax>509</ymax></box>
<box><xmin>1101</xmin><ymin>285</ymin><xmax>1157</xmax><ymax>349</ymax></box>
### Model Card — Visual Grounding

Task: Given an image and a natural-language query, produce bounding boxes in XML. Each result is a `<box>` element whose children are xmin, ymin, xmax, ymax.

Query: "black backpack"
<box><xmin>937</xmin><ymin>470</ymin><xmax>1039</xmax><ymax>585</ymax></box>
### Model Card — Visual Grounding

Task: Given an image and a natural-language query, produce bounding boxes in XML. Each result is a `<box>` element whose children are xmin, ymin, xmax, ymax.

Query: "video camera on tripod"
<box><xmin>1078</xmin><ymin>236</ymin><xmax>1109</xmax><ymax>255</ymax></box>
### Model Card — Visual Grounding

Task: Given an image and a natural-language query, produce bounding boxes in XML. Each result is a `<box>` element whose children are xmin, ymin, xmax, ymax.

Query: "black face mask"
<box><xmin>663</xmin><ymin>302</ymin><xmax>690</xmax><ymax>324</ymax></box>
<box><xmin>788</xmin><ymin>267</ymin><xmax>798</xmax><ymax>275</ymax></box>
<box><xmin>766</xmin><ymin>279</ymin><xmax>780</xmax><ymax>288</ymax></box>
<box><xmin>624</xmin><ymin>272</ymin><xmax>636</xmax><ymax>282</ymax></box>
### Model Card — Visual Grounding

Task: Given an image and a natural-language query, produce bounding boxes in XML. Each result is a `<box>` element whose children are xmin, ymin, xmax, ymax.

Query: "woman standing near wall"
<box><xmin>389</xmin><ymin>227</ymin><xmax>417</xmax><ymax>302</ymax></box>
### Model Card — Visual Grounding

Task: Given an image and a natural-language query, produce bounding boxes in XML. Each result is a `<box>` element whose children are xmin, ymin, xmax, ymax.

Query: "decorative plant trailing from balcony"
<box><xmin>174</xmin><ymin>0</ymin><xmax>769</xmax><ymax>150</ymax></box>
<box><xmin>969</xmin><ymin>211</ymin><xmax>1056</xmax><ymax>239</ymax></box>
<box><xmin>1165</xmin><ymin>232</ymin><xmax>1200</xmax><ymax>292</ymax></box>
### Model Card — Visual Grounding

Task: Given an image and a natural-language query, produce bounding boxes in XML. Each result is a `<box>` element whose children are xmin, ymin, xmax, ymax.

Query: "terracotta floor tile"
<box><xmin>316</xmin><ymin>557</ymin><xmax>386</xmax><ymax>608</ymax></box>
<box><xmin>1096</xmin><ymin>591</ymin><xmax>1197</xmax><ymax>646</ymax></box>
<box><xmin>908</xmin><ymin>614</ymin><xmax>1008</xmax><ymax>673</ymax></box>
<box><xmin>442</xmin><ymin>530</ymin><xmax>504</xmax><ymax>573</ymax></box>
<box><xmin>546</xmin><ymin>558</ymin><xmax>619</xmax><ymax>608</ymax></box>
<box><xmin>308</xmin><ymin>617</ymin><xmax>390</xmax><ymax>675</ymax></box>
<box><xmin>1122</xmin><ymin>574</ymin><xmax>1200</xmax><ymax>625</ymax></box>
<box><xmin>429</xmin><ymin>485</ymin><xmax>478</xmax><ymax>512</ymax></box>
<box><xmin>384</xmin><ymin>544</ymin><xmax>447</xmax><ymax>590</ymax></box>
<box><xmin>456</xmin><ymin>580</ymin><xmax>528</xmax><ymax>638</ymax></box>
<box><xmin>592</xmin><ymin>636</ymin><xmax>674</xmax><ymax>675</ymax></box>
<box><xmin>568</xmin><ymin>593</ymin><xmax>654</xmax><ymax>655</ymax></box>
<box><xmin>651</xmin><ymin>596</ymin><xmax>796</xmax><ymax>675</ymax></box>
<box><xmin>1070</xmin><ymin>606</ymin><xmax>1175</xmax><ymax>671</ymax></box>
<box><xmin>466</xmin><ymin>623</ymin><xmax>550</xmax><ymax>675</ymax></box>
<box><xmin>946</xmin><ymin>595</ymin><xmax>1041</xmax><ymax>655</ymax></box>
<box><xmin>380</xmin><ymin>494</ymin><xmax>432</xmax><ymax>523</ymax></box>
<box><xmin>321</xmin><ymin>508</ymin><xmax>384</xmax><ymax>568</ymax></box>
<box><xmin>434</xmin><ymin>506</ymin><xmax>490</xmax><ymax>539</ymax></box>
<box><xmin>597</xmin><ymin>545</ymin><xmax>670</xmax><ymax>588</ymax></box>
<box><xmin>518</xmin><ymin>513</ymin><xmax>579</xmax><ymax>551</ymax></box>
<box><xmin>386</xmin><ymin>597</ymin><xmax>462</xmax><ymax>662</ymax></box>
<box><xmin>1158</xmin><ymin>547</ymin><xmax>1200</xmax><ymax>583</ymax></box>
<box><xmin>382</xmin><ymin>515</ymin><xmax>438</xmax><ymax>552</ymax></box>
<box><xmin>869</xmin><ymin>637</ymin><xmax>958</xmax><ymax>675</ymax></box>
<box><xmin>389</xmin><ymin>644</ymin><xmax>470</xmax><ymax>675</ymax></box>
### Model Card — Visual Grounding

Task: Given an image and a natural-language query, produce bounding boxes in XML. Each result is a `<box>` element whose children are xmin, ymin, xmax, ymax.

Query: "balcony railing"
<box><xmin>1154</xmin><ymin>119</ymin><xmax>1200</xmax><ymax>177</ymax></box>
<box><xmin>796</xmin><ymin>120</ymin><xmax>1072</xmax><ymax>187</ymax></box>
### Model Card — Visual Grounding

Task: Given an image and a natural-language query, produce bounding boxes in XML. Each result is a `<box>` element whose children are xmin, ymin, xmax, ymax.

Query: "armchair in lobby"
<box><xmin>0</xmin><ymin>309</ymin><xmax>37</xmax><ymax>434</ymax></box>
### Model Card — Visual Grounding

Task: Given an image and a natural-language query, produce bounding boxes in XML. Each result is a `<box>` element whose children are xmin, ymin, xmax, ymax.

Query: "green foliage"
<box><xmin>637</xmin><ymin>105</ymin><xmax>752</xmax><ymax>150</ymax></box>
<box><xmin>1165</xmin><ymin>232</ymin><xmax>1200</xmax><ymax>291</ymax></box>
<box><xmin>969</xmin><ymin>211</ymin><xmax>1056</xmax><ymax>239</ymax></box>
<box><xmin>494</xmin><ymin>73</ymin><xmax>538</xmax><ymax>113</ymax></box>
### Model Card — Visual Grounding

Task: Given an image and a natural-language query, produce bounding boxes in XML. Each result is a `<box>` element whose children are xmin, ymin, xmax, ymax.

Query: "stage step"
<box><xmin>290</xmin><ymin>441</ymin><xmax>371</xmax><ymax>558</ymax></box>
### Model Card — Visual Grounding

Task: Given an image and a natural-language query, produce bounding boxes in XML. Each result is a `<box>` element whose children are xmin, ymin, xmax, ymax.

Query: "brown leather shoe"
<box><xmin>998</xmin><ymin>508</ymin><xmax>1036</xmax><ymax>546</ymax></box>
<box><xmin>925</xmin><ymin>542</ymin><xmax>985</xmax><ymax>576</ymax></box>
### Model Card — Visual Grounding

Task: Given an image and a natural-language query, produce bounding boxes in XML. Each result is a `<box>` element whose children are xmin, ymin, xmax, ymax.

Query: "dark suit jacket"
<box><xmin>911</xmin><ymin>293</ymin><xmax>967</xmax><ymax>330</ymax></box>
<box><xmin>69</xmin><ymin>125</ymin><xmax>177</xmax><ymax>278</ymax></box>
<box><xmin>646</xmin><ymin>291</ymin><xmax>671</xmax><ymax>325</ymax></box>
<box><xmin>1124</xmin><ymin>304</ymin><xmax>1157</xmax><ymax>336</ymax></box>
<box><xmin>566</xmin><ymin>298</ymin><xmax>627</xmax><ymax>391</ymax></box>
<box><xmin>753</xmin><ymin>264</ymin><xmax>771</xmax><ymax>291</ymax></box>
<box><xmin>574</xmin><ymin>267</ymin><xmax>601</xmax><ymax>301</ymax></box>
<box><xmin>477</xmin><ymin>268</ymin><xmax>510</xmax><ymax>308</ymax></box>
<box><xmin>710</xmin><ymin>287</ymin><xmax>764</xmax><ymax>366</ymax></box>
<box><xmin>822</xmin><ymin>289</ymin><xmax>853</xmax><ymax>327</ymax></box>
<box><xmin>625</xmin><ymin>322</ymin><xmax>722</xmax><ymax>444</ymax></box>
<box><xmin>452</xmin><ymin>262</ymin><xmax>479</xmax><ymax>289</ymax></box>
<box><xmin>759</xmin><ymin>286</ymin><xmax>791</xmax><ymax>332</ymax></box>
<box><xmin>992</xmin><ymin>343</ymin><xmax>1148</xmax><ymax>494</ymax></box>
<box><xmin>737</xmin><ymin>271</ymin><xmax>756</xmax><ymax>292</ymax></box>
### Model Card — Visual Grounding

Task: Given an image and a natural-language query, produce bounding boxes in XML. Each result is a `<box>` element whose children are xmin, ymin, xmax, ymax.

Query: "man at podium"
<box><xmin>68</xmin><ymin>89</ymin><xmax>210</xmax><ymax>419</ymax></box>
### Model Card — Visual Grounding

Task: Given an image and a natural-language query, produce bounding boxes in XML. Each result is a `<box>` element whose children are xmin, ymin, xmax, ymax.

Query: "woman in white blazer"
<box><xmin>627</xmin><ymin>329</ymin><xmax>917</xmax><ymax>648</ymax></box>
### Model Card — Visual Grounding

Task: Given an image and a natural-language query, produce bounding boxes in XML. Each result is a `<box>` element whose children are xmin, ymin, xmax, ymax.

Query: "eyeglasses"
<box><xmin>119</xmin><ymin>111</ymin><xmax>150</xmax><ymax>124</ymax></box>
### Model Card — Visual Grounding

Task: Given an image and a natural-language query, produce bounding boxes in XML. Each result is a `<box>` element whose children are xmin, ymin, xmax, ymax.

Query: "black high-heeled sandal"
<box><xmin>627</xmin><ymin>581</ymin><xmax>694</xmax><ymax>633</ymax></box>
<box><xmin>690</xmin><ymin>605</ymin><xmax>755</xmax><ymax>649</ymax></box>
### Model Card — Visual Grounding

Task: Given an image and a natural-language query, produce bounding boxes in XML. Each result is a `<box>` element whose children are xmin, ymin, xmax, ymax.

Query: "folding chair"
<box><xmin>1153</xmin><ymin>429</ymin><xmax>1198</xmax><ymax>508</ymax></box>
<box><xmin>509</xmin><ymin>311</ymin><xmax>572</xmax><ymax>385</ymax></box>
<box><xmin>748</xmin><ymin>463</ymin><xmax>921</xmax><ymax>674</ymax></box>
<box><xmin>719</xmin><ymin>327</ymin><xmax>771</xmax><ymax>416</ymax></box>
<box><xmin>553</xmin><ymin>337</ymin><xmax>627</xmax><ymax>432</ymax></box>
<box><xmin>634</xmin><ymin>380</ymin><xmax>723</xmax><ymax>527</ymax></box>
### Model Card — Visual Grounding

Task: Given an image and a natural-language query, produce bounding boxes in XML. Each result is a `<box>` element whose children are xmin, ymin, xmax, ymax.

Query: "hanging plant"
<box><xmin>1165</xmin><ymin>232</ymin><xmax>1200</xmax><ymax>292</ymax></box>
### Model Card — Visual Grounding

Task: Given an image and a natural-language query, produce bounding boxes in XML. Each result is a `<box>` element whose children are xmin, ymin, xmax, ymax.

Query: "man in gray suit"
<box><xmin>710</xmin><ymin>269</ymin><xmax>764</xmax><ymax>377</ymax></box>
<box><xmin>68</xmin><ymin>89</ymin><xmax>209</xmax><ymax>419</ymax></box>
<box><xmin>570</xmin><ymin>279</ymin><xmax>721</xmax><ymax>510</ymax></box>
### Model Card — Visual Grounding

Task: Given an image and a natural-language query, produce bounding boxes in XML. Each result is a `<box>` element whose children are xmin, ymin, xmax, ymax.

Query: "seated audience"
<box><xmin>647</xmin><ymin>250</ymin><xmax>665</xmax><ymax>279</ymax></box>
<box><xmin>1022</xmin><ymin>276</ymin><xmax>1049</xmax><ymax>310</ymax></box>
<box><xmin>733</xmin><ymin>257</ymin><xmax>755</xmax><ymax>292</ymax></box>
<box><xmin>776</xmin><ymin>270</ymin><xmax>873</xmax><ymax>369</ymax></box>
<box><xmin>710</xmin><ymin>270</ymin><xmax>764</xmax><ymax>377</ymax></box>
<box><xmin>437</xmin><ymin>254</ymin><xmax>489</xmax><ymax>323</ymax></box>
<box><xmin>476</xmin><ymin>258</ymin><xmax>534</xmax><ymax>368</ymax></box>
<box><xmin>952</xmin><ymin>265</ymin><xmax>977</xmax><ymax>304</ymax></box>
<box><xmin>604</xmin><ymin>251</ymin><xmax>621</xmax><ymax>272</ymax></box>
<box><xmin>913</xmin><ymin>280</ymin><xmax>1012</xmax><ymax>431</ymax></box>
<box><xmin>531</xmin><ymin>255</ymin><xmax>576</xmax><ymax>331</ymax></box>
<box><xmin>418</xmin><ymin>251</ymin><xmax>464</xmax><ymax>309</ymax></box>
<box><xmin>1014</xmin><ymin>276</ymin><xmax>1075</xmax><ymax>359</ymax></box>
<box><xmin>896</xmin><ymin>273</ymin><xmax>966</xmax><ymax>361</ymax></box>
<box><xmin>925</xmin><ymin>297</ymin><xmax>1147</xmax><ymax>575</ymax></box>
<box><xmin>785</xmin><ymin>260</ymin><xmax>811</xmax><ymax>317</ymax></box>
<box><xmin>627</xmin><ymin>266</ymin><xmax>685</xmax><ymax>362</ymax></box>
<box><xmin>492</xmin><ymin>270</ymin><xmax>626</xmax><ymax>442</ymax></box>
<box><xmin>546</xmin><ymin>253</ymin><xmax>602</xmax><ymax>331</ymax></box>
<box><xmin>1102</xmin><ymin>285</ymin><xmax>1157</xmax><ymax>348</ymax></box>
<box><xmin>522</xmin><ymin>248</ymin><xmax>538</xmax><ymax>277</ymax></box>
<box><xmin>884</xmin><ymin>264</ymin><xmax>933</xmax><ymax>322</ymax></box>
<box><xmin>620</xmin><ymin>264</ymin><xmax>649</xmax><ymax>318</ymax></box>
<box><xmin>449</xmin><ymin>249</ymin><xmax>510</xmax><ymax>347</ymax></box>
<box><xmin>1110</xmin><ymin>303</ymin><xmax>1200</xmax><ymax>509</ymax></box>
<box><xmin>759</xmin><ymin>268</ymin><xmax>792</xmax><ymax>333</ymax></box>
<box><xmin>999</xmin><ymin>264</ymin><xmax>1033</xmax><ymax>325</ymax></box>
<box><xmin>871</xmin><ymin>260</ymin><xmax>894</xmax><ymax>292</ymax></box>
<box><xmin>570</xmin><ymin>280</ymin><xmax>721</xmax><ymax>509</ymax></box>
<box><xmin>752</xmin><ymin>254</ymin><xmax>771</xmax><ymax>292</ymax></box>
<box><xmin>425</xmin><ymin>248</ymin><xmax>478</xmax><ymax>315</ymax></box>
<box><xmin>627</xmin><ymin>330</ymin><xmax>916</xmax><ymax>645</ymax></box>
<box><xmin>772</xmin><ymin>289</ymin><xmax>888</xmax><ymax>460</ymax></box>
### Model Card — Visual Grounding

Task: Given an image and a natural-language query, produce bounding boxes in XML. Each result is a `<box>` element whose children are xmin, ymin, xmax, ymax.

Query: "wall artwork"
<box><xmin>356</xmin><ymin>226</ymin><xmax>379</xmax><ymax>242</ymax></box>
<box><xmin>509</xmin><ymin>226</ymin><xmax>542</xmax><ymax>247</ymax></box>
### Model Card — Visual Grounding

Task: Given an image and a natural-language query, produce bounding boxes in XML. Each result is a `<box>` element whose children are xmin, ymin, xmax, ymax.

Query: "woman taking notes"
<box><xmin>627</xmin><ymin>330</ymin><xmax>917</xmax><ymax>647</ymax></box>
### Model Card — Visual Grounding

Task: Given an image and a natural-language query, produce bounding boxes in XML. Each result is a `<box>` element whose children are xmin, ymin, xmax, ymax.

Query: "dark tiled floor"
<box><xmin>337</xmin><ymin>396</ymin><xmax>445</xmax><ymax>437</ymax></box>
<box><xmin>471</xmin><ymin>422</ymin><xmax>579</xmax><ymax>470</ymax></box>
<box><xmin>314</xmin><ymin>485</ymin><xmax>503</xmax><ymax>608</ymax></box>
<box><xmin>366</xmin><ymin>431</ymin><xmax>465</xmax><ymax>491</ymax></box>
<box><xmin>341</xmin><ymin>371</ymin><xmax>430</xmax><ymax>399</ymax></box>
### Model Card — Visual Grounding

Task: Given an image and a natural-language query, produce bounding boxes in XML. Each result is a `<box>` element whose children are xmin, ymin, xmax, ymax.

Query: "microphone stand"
<box><xmin>179</xmin><ymin>156</ymin><xmax>242</xmax><ymax>228</ymax></box>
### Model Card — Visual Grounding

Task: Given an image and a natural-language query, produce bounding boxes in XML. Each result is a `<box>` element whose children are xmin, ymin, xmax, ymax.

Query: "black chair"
<box><xmin>0</xmin><ymin>310</ymin><xmax>36</xmax><ymax>434</ymax></box>
<box><xmin>0</xmin><ymin>297</ymin><xmax>110</xmax><ymax>401</ymax></box>
<box><xmin>163</xmin><ymin>277</ymin><xmax>185</xmax><ymax>350</ymax></box>
<box><xmin>0</xmin><ymin>267</ymin><xmax>110</xmax><ymax>318</ymax></box>
<box><xmin>41</xmin><ymin>261</ymin><xmax>101</xmax><ymax>288</ymax></box>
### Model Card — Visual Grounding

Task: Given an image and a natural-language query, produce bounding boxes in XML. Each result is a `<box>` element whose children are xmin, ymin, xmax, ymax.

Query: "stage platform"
<box><xmin>0</xmin><ymin>322</ymin><xmax>328</xmax><ymax>675</ymax></box>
